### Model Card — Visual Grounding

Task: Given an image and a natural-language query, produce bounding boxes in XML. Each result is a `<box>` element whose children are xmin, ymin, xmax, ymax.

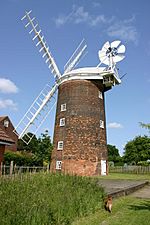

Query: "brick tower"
<box><xmin>50</xmin><ymin>78</ymin><xmax>110</xmax><ymax>176</ymax></box>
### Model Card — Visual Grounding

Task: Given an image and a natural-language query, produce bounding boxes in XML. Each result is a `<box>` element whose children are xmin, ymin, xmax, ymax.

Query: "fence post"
<box><xmin>14</xmin><ymin>164</ymin><xmax>17</xmax><ymax>176</ymax></box>
<box><xmin>47</xmin><ymin>164</ymin><xmax>50</xmax><ymax>173</ymax></box>
<box><xmin>10</xmin><ymin>161</ymin><xmax>14</xmax><ymax>176</ymax></box>
<box><xmin>0</xmin><ymin>162</ymin><xmax>2</xmax><ymax>176</ymax></box>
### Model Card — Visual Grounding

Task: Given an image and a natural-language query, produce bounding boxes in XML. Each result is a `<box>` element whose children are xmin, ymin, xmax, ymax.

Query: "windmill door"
<box><xmin>101</xmin><ymin>160</ymin><xmax>106</xmax><ymax>175</ymax></box>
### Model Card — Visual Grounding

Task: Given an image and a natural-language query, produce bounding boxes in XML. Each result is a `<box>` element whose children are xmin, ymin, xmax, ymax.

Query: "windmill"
<box><xmin>14</xmin><ymin>10</ymin><xmax>126</xmax><ymax>176</ymax></box>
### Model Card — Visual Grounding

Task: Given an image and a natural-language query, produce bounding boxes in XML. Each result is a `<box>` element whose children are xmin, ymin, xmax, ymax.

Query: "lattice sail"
<box><xmin>21</xmin><ymin>10</ymin><xmax>61</xmax><ymax>80</ymax></box>
<box><xmin>14</xmin><ymin>83</ymin><xmax>58</xmax><ymax>144</ymax></box>
<box><xmin>64</xmin><ymin>39</ymin><xmax>87</xmax><ymax>74</ymax></box>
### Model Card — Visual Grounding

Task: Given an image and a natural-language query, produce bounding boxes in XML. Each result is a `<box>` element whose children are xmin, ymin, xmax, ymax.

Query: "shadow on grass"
<box><xmin>128</xmin><ymin>200</ymin><xmax>150</xmax><ymax>211</ymax></box>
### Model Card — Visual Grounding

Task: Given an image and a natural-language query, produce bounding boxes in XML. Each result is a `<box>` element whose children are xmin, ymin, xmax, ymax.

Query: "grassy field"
<box><xmin>72</xmin><ymin>173</ymin><xmax>150</xmax><ymax>225</ymax></box>
<box><xmin>0</xmin><ymin>172</ymin><xmax>150</xmax><ymax>225</ymax></box>
<box><xmin>0</xmin><ymin>173</ymin><xmax>105</xmax><ymax>225</ymax></box>
<box><xmin>98</xmin><ymin>173</ymin><xmax>150</xmax><ymax>180</ymax></box>
<box><xmin>72</xmin><ymin>196</ymin><xmax>150</xmax><ymax>225</ymax></box>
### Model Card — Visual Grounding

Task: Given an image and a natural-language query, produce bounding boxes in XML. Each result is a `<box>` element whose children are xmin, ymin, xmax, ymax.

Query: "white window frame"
<box><xmin>57</xmin><ymin>141</ymin><xmax>63</xmax><ymax>150</ymax></box>
<box><xmin>60</xmin><ymin>118</ymin><xmax>65</xmax><ymax>127</ymax></box>
<box><xmin>4</xmin><ymin>120</ymin><xmax>9</xmax><ymax>127</ymax></box>
<box><xmin>61</xmin><ymin>103</ymin><xmax>66</xmax><ymax>112</ymax></box>
<box><xmin>99</xmin><ymin>91</ymin><xmax>103</xmax><ymax>99</ymax></box>
<box><xmin>56</xmin><ymin>161</ymin><xmax>62</xmax><ymax>170</ymax></box>
<box><xmin>100</xmin><ymin>120</ymin><xmax>104</xmax><ymax>128</ymax></box>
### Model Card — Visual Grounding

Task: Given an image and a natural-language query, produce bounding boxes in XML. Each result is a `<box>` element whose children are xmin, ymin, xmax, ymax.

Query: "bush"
<box><xmin>4</xmin><ymin>151</ymin><xmax>42</xmax><ymax>166</ymax></box>
<box><xmin>115</xmin><ymin>161</ymin><xmax>124</xmax><ymax>166</ymax></box>
<box><xmin>137</xmin><ymin>161</ymin><xmax>150</xmax><ymax>166</ymax></box>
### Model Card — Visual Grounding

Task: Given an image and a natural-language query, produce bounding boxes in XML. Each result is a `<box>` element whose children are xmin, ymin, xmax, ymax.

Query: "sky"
<box><xmin>0</xmin><ymin>0</ymin><xmax>150</xmax><ymax>156</ymax></box>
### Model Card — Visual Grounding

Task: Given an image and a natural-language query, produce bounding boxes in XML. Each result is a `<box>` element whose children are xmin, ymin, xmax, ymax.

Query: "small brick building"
<box><xmin>0</xmin><ymin>116</ymin><xmax>18</xmax><ymax>152</ymax></box>
<box><xmin>0</xmin><ymin>127</ymin><xmax>15</xmax><ymax>165</ymax></box>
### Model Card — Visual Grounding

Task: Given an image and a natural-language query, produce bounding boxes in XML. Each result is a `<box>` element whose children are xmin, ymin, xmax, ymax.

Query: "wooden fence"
<box><xmin>109</xmin><ymin>165</ymin><xmax>150</xmax><ymax>174</ymax></box>
<box><xmin>0</xmin><ymin>161</ymin><xmax>49</xmax><ymax>177</ymax></box>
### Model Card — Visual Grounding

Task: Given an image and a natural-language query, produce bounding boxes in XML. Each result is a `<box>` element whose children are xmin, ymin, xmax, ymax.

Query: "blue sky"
<box><xmin>0</xmin><ymin>0</ymin><xmax>149</xmax><ymax>155</ymax></box>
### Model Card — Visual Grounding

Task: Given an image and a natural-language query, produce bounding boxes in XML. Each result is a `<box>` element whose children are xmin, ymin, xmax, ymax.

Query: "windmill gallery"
<box><xmin>14</xmin><ymin>11</ymin><xmax>126</xmax><ymax>176</ymax></box>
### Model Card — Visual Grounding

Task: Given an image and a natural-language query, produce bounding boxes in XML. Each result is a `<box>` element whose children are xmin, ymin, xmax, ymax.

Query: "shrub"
<box><xmin>4</xmin><ymin>151</ymin><xmax>42</xmax><ymax>166</ymax></box>
<box><xmin>137</xmin><ymin>161</ymin><xmax>150</xmax><ymax>166</ymax></box>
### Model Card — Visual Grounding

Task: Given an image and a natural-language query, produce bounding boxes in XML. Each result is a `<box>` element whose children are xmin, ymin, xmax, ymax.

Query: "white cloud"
<box><xmin>74</xmin><ymin>6</ymin><xmax>90</xmax><ymax>24</ymax></box>
<box><xmin>108</xmin><ymin>122</ymin><xmax>123</xmax><ymax>129</ymax></box>
<box><xmin>89</xmin><ymin>14</ymin><xmax>110</xmax><ymax>26</ymax></box>
<box><xmin>54</xmin><ymin>6</ymin><xmax>110</xmax><ymax>27</ymax></box>
<box><xmin>54</xmin><ymin>6</ymin><xmax>138</xmax><ymax>44</ymax></box>
<box><xmin>0</xmin><ymin>99</ymin><xmax>17</xmax><ymax>110</ymax></box>
<box><xmin>54</xmin><ymin>10</ymin><xmax>75</xmax><ymax>27</ymax></box>
<box><xmin>0</xmin><ymin>78</ymin><xmax>18</xmax><ymax>94</ymax></box>
<box><xmin>107</xmin><ymin>17</ymin><xmax>138</xmax><ymax>44</ymax></box>
<box><xmin>55</xmin><ymin>15</ymin><xmax>66</xmax><ymax>27</ymax></box>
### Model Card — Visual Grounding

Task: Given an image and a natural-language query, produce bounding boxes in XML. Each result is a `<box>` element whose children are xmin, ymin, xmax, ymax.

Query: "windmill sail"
<box><xmin>21</xmin><ymin>11</ymin><xmax>61</xmax><ymax>80</ymax></box>
<box><xmin>14</xmin><ymin>83</ymin><xmax>58</xmax><ymax>144</ymax></box>
<box><xmin>64</xmin><ymin>39</ymin><xmax>87</xmax><ymax>73</ymax></box>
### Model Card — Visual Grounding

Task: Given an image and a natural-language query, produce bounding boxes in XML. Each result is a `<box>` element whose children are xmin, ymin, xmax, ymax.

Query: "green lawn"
<box><xmin>72</xmin><ymin>196</ymin><xmax>150</xmax><ymax>225</ymax></box>
<box><xmin>98</xmin><ymin>173</ymin><xmax>150</xmax><ymax>180</ymax></box>
<box><xmin>72</xmin><ymin>173</ymin><xmax>150</xmax><ymax>225</ymax></box>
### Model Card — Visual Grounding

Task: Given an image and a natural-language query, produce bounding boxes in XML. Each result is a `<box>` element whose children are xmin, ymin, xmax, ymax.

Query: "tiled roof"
<box><xmin>0</xmin><ymin>128</ymin><xmax>15</xmax><ymax>144</ymax></box>
<box><xmin>0</xmin><ymin>116</ymin><xmax>7</xmax><ymax>122</ymax></box>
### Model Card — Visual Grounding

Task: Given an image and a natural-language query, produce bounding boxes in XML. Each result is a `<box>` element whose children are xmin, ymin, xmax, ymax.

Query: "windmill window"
<box><xmin>99</xmin><ymin>91</ymin><xmax>103</xmax><ymax>99</ymax></box>
<box><xmin>57</xmin><ymin>141</ymin><xmax>63</xmax><ymax>150</ymax></box>
<box><xmin>61</xmin><ymin>103</ymin><xmax>66</xmax><ymax>112</ymax></box>
<box><xmin>60</xmin><ymin>118</ymin><xmax>65</xmax><ymax>126</ymax></box>
<box><xmin>56</xmin><ymin>161</ymin><xmax>62</xmax><ymax>170</ymax></box>
<box><xmin>100</xmin><ymin>120</ymin><xmax>104</xmax><ymax>128</ymax></box>
<box><xmin>4</xmin><ymin>120</ymin><xmax>9</xmax><ymax>128</ymax></box>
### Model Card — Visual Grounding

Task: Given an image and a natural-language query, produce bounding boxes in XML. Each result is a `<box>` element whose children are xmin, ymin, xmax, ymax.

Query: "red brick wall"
<box><xmin>0</xmin><ymin>117</ymin><xmax>18</xmax><ymax>151</ymax></box>
<box><xmin>51</xmin><ymin>79</ymin><xmax>108</xmax><ymax>176</ymax></box>
<box><xmin>0</xmin><ymin>145</ymin><xmax>5</xmax><ymax>165</ymax></box>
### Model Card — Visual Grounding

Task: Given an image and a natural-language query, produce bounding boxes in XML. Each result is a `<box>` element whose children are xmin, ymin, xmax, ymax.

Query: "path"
<box><xmin>130</xmin><ymin>184</ymin><xmax>150</xmax><ymax>199</ymax></box>
<box><xmin>98</xmin><ymin>179</ymin><xmax>149</xmax><ymax>198</ymax></box>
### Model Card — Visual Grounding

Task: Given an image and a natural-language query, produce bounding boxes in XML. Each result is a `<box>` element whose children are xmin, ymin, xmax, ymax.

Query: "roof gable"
<box><xmin>0</xmin><ymin>116</ymin><xmax>8</xmax><ymax>122</ymax></box>
<box><xmin>0</xmin><ymin>116</ymin><xmax>15</xmax><ymax>130</ymax></box>
<box><xmin>0</xmin><ymin>128</ymin><xmax>15</xmax><ymax>144</ymax></box>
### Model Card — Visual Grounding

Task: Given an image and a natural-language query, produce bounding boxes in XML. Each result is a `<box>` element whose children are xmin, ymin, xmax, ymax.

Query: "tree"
<box><xmin>123</xmin><ymin>135</ymin><xmax>150</xmax><ymax>164</ymax></box>
<box><xmin>107</xmin><ymin>144</ymin><xmax>121</xmax><ymax>163</ymax></box>
<box><xmin>17</xmin><ymin>131</ymin><xmax>53</xmax><ymax>166</ymax></box>
<box><xmin>37</xmin><ymin>130</ymin><xmax>53</xmax><ymax>165</ymax></box>
<box><xmin>139</xmin><ymin>122</ymin><xmax>150</xmax><ymax>132</ymax></box>
<box><xmin>17</xmin><ymin>132</ymin><xmax>39</xmax><ymax>154</ymax></box>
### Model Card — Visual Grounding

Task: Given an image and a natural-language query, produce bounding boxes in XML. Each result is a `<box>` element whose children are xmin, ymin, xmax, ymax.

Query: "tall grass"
<box><xmin>0</xmin><ymin>173</ymin><xmax>104</xmax><ymax>225</ymax></box>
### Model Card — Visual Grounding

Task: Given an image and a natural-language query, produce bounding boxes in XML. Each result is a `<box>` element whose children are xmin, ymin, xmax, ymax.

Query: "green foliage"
<box><xmin>0</xmin><ymin>173</ymin><xmax>105</xmax><ymax>225</ymax></box>
<box><xmin>123</xmin><ymin>135</ymin><xmax>150</xmax><ymax>164</ymax></box>
<box><xmin>107</xmin><ymin>144</ymin><xmax>122</xmax><ymax>164</ymax></box>
<box><xmin>139</xmin><ymin>122</ymin><xmax>150</xmax><ymax>132</ymax></box>
<box><xmin>137</xmin><ymin>161</ymin><xmax>150</xmax><ymax>166</ymax></box>
<box><xmin>36</xmin><ymin>130</ymin><xmax>53</xmax><ymax>164</ymax></box>
<box><xmin>17</xmin><ymin>133</ymin><xmax>39</xmax><ymax>154</ymax></box>
<box><xmin>13</xmin><ymin>130</ymin><xmax>53</xmax><ymax>166</ymax></box>
<box><xmin>4</xmin><ymin>151</ymin><xmax>42</xmax><ymax>166</ymax></box>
